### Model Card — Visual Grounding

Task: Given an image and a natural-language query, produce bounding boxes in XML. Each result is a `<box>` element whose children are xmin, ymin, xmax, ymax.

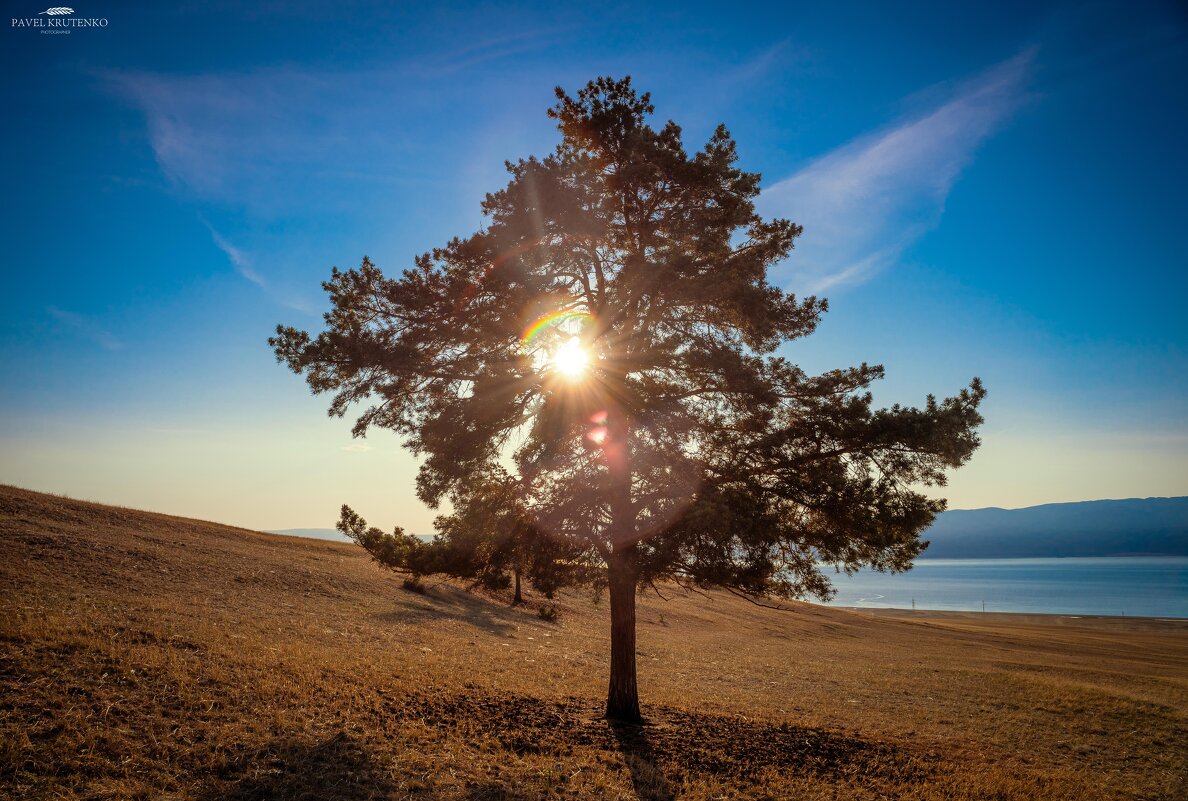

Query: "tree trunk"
<box><xmin>603</xmin><ymin>393</ymin><xmax>640</xmax><ymax>721</ymax></box>
<box><xmin>513</xmin><ymin>564</ymin><xmax>523</xmax><ymax>605</ymax></box>
<box><xmin>606</xmin><ymin>544</ymin><xmax>641</xmax><ymax>722</ymax></box>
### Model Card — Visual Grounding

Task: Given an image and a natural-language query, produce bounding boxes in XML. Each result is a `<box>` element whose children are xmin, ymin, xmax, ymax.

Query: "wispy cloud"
<box><xmin>341</xmin><ymin>442</ymin><xmax>373</xmax><ymax>453</ymax></box>
<box><xmin>103</xmin><ymin>68</ymin><xmax>413</xmax><ymax>212</ymax></box>
<box><xmin>47</xmin><ymin>307</ymin><xmax>124</xmax><ymax>351</ymax></box>
<box><xmin>715</xmin><ymin>37</ymin><xmax>796</xmax><ymax>90</ymax></box>
<box><xmin>761</xmin><ymin>50</ymin><xmax>1035</xmax><ymax>294</ymax></box>
<box><xmin>201</xmin><ymin>218</ymin><xmax>265</xmax><ymax>287</ymax></box>
<box><xmin>100</xmin><ymin>59</ymin><xmax>554</xmax><ymax>314</ymax></box>
<box><xmin>416</xmin><ymin>25</ymin><xmax>573</xmax><ymax>76</ymax></box>
<box><xmin>99</xmin><ymin>37</ymin><xmax>561</xmax><ymax>216</ymax></box>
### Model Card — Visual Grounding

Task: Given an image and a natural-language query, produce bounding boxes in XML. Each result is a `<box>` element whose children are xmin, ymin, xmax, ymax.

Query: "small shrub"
<box><xmin>402</xmin><ymin>577</ymin><xmax>426</xmax><ymax>594</ymax></box>
<box><xmin>537</xmin><ymin>605</ymin><xmax>559</xmax><ymax>623</ymax></box>
<box><xmin>480</xmin><ymin>571</ymin><xmax>511</xmax><ymax>591</ymax></box>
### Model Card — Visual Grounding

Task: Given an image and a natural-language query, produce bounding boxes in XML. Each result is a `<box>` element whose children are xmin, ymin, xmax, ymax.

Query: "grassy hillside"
<box><xmin>1</xmin><ymin>485</ymin><xmax>1185</xmax><ymax>800</ymax></box>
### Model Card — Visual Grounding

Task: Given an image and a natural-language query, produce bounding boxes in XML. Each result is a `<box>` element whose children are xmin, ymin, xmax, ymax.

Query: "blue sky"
<box><xmin>1</xmin><ymin>0</ymin><xmax>1185</xmax><ymax>531</ymax></box>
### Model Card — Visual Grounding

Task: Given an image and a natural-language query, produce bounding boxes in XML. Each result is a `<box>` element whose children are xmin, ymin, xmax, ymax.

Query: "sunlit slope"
<box><xmin>2</xmin><ymin>484</ymin><xmax>1185</xmax><ymax>800</ymax></box>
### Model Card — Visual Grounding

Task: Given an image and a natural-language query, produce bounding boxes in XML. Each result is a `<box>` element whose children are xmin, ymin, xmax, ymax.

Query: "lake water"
<box><xmin>820</xmin><ymin>557</ymin><xmax>1188</xmax><ymax>618</ymax></box>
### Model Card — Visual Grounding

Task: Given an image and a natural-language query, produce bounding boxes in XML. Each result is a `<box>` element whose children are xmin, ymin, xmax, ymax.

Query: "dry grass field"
<box><xmin>1</xmin><ymin>484</ymin><xmax>1185</xmax><ymax>800</ymax></box>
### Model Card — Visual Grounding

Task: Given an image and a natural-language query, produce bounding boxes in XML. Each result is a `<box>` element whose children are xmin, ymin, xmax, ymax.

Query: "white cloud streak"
<box><xmin>761</xmin><ymin>50</ymin><xmax>1035</xmax><ymax>295</ymax></box>
<box><xmin>107</xmin><ymin>48</ymin><xmax>1030</xmax><ymax>303</ymax></box>
<box><xmin>104</xmin><ymin>68</ymin><xmax>404</xmax><ymax>212</ymax></box>
<box><xmin>202</xmin><ymin>219</ymin><xmax>265</xmax><ymax>287</ymax></box>
<box><xmin>47</xmin><ymin>307</ymin><xmax>124</xmax><ymax>351</ymax></box>
<box><xmin>100</xmin><ymin>34</ymin><xmax>559</xmax><ymax>215</ymax></box>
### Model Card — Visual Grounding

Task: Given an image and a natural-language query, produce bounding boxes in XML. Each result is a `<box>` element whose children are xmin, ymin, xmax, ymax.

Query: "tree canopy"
<box><xmin>271</xmin><ymin>76</ymin><xmax>985</xmax><ymax>721</ymax></box>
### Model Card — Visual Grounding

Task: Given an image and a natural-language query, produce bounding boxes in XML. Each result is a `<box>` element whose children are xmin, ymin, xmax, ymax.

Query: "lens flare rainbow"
<box><xmin>521</xmin><ymin>309</ymin><xmax>592</xmax><ymax>345</ymax></box>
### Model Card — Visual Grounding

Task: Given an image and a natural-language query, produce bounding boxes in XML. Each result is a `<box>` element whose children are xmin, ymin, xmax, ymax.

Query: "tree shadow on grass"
<box><xmin>464</xmin><ymin>782</ymin><xmax>537</xmax><ymax>800</ymax></box>
<box><xmin>385</xmin><ymin>688</ymin><xmax>932</xmax><ymax>795</ymax></box>
<box><xmin>200</xmin><ymin>732</ymin><xmax>395</xmax><ymax>801</ymax></box>
<box><xmin>610</xmin><ymin>720</ymin><xmax>677</xmax><ymax>801</ymax></box>
<box><xmin>371</xmin><ymin>583</ymin><xmax>522</xmax><ymax>637</ymax></box>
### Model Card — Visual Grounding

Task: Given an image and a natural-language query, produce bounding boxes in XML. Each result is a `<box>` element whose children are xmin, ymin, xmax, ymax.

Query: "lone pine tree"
<box><xmin>271</xmin><ymin>76</ymin><xmax>986</xmax><ymax>722</ymax></box>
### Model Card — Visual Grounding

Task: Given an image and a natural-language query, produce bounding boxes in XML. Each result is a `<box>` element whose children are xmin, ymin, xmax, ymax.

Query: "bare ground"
<box><xmin>1</xmin><ymin>484</ymin><xmax>1185</xmax><ymax>800</ymax></box>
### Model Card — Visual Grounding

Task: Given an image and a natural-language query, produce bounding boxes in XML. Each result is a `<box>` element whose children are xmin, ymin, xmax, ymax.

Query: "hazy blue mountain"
<box><xmin>267</xmin><ymin>528</ymin><xmax>434</xmax><ymax>544</ymax></box>
<box><xmin>267</xmin><ymin>528</ymin><xmax>352</xmax><ymax>542</ymax></box>
<box><xmin>270</xmin><ymin>497</ymin><xmax>1188</xmax><ymax>558</ymax></box>
<box><xmin>920</xmin><ymin>497</ymin><xmax>1188</xmax><ymax>558</ymax></box>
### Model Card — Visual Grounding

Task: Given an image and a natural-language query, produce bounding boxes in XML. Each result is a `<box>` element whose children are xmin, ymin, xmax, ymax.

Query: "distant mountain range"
<box><xmin>268</xmin><ymin>527</ymin><xmax>353</xmax><ymax>542</ymax></box>
<box><xmin>267</xmin><ymin>527</ymin><xmax>433</xmax><ymax>544</ymax></box>
<box><xmin>919</xmin><ymin>497</ymin><xmax>1188</xmax><ymax>558</ymax></box>
<box><xmin>269</xmin><ymin>496</ymin><xmax>1188</xmax><ymax>559</ymax></box>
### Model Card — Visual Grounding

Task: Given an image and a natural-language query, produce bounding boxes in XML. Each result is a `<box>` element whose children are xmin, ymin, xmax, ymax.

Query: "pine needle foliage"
<box><xmin>271</xmin><ymin>76</ymin><xmax>986</xmax><ymax>720</ymax></box>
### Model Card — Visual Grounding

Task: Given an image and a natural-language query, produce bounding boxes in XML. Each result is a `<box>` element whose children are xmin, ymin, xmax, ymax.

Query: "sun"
<box><xmin>550</xmin><ymin>337</ymin><xmax>590</xmax><ymax>379</ymax></box>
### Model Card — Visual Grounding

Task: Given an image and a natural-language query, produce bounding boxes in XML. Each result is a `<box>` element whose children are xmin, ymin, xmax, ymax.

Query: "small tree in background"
<box><xmin>271</xmin><ymin>76</ymin><xmax>985</xmax><ymax>722</ymax></box>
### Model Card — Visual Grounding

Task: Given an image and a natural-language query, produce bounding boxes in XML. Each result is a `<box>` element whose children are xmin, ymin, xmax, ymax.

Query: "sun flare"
<box><xmin>550</xmin><ymin>337</ymin><xmax>590</xmax><ymax>379</ymax></box>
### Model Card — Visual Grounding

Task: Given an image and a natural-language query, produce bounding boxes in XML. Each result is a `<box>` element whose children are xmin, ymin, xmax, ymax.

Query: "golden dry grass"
<box><xmin>1</xmin><ymin>484</ymin><xmax>1185</xmax><ymax>800</ymax></box>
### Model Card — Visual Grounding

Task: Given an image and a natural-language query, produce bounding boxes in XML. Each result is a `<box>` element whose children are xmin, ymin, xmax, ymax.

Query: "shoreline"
<box><xmin>831</xmin><ymin>605</ymin><xmax>1188</xmax><ymax>628</ymax></box>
